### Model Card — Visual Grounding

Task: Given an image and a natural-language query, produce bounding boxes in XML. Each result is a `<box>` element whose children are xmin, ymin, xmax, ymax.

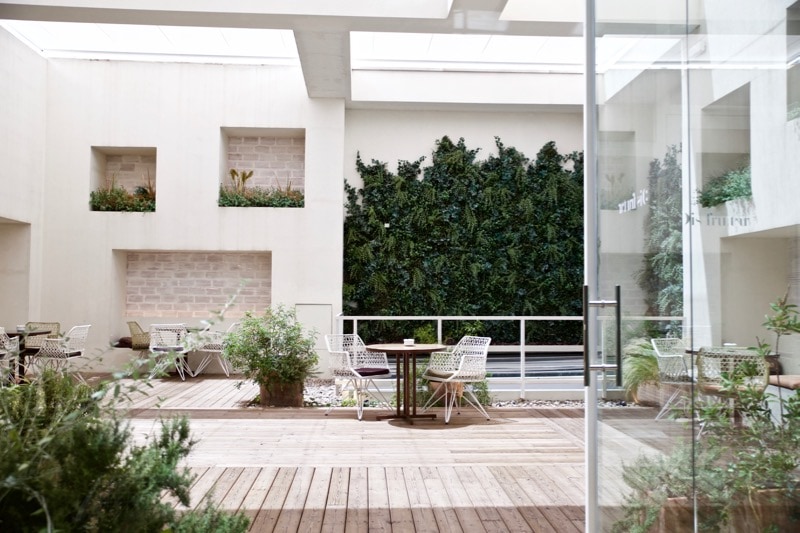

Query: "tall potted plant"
<box><xmin>223</xmin><ymin>305</ymin><xmax>318</xmax><ymax>407</ymax></box>
<box><xmin>613</xmin><ymin>368</ymin><xmax>800</xmax><ymax>532</ymax></box>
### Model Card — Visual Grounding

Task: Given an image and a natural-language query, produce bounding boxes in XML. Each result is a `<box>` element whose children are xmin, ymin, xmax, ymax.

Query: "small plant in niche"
<box><xmin>218</xmin><ymin>168</ymin><xmax>304</xmax><ymax>207</ymax></box>
<box><xmin>697</xmin><ymin>164</ymin><xmax>751</xmax><ymax>208</ymax></box>
<box><xmin>90</xmin><ymin>170</ymin><xmax>156</xmax><ymax>212</ymax></box>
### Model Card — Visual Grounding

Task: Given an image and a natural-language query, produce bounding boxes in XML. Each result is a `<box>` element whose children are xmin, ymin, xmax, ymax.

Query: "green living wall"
<box><xmin>343</xmin><ymin>136</ymin><xmax>583</xmax><ymax>344</ymax></box>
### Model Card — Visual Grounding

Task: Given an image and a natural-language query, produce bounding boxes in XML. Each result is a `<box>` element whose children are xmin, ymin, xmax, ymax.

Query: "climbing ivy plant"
<box><xmin>343</xmin><ymin>136</ymin><xmax>583</xmax><ymax>344</ymax></box>
<box><xmin>637</xmin><ymin>144</ymin><xmax>683</xmax><ymax>334</ymax></box>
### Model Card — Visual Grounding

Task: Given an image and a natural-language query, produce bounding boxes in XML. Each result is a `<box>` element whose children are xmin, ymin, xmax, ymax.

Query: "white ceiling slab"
<box><xmin>0</xmin><ymin>0</ymin><xmax>680</xmax><ymax>106</ymax></box>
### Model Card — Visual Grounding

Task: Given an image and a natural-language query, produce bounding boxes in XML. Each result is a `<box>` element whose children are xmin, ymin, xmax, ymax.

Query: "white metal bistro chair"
<box><xmin>324</xmin><ymin>333</ymin><xmax>393</xmax><ymax>420</ymax></box>
<box><xmin>190</xmin><ymin>322</ymin><xmax>239</xmax><ymax>377</ymax></box>
<box><xmin>149</xmin><ymin>324</ymin><xmax>192</xmax><ymax>380</ymax></box>
<box><xmin>650</xmin><ymin>337</ymin><xmax>693</xmax><ymax>420</ymax></box>
<box><xmin>29</xmin><ymin>325</ymin><xmax>92</xmax><ymax>375</ymax></box>
<box><xmin>420</xmin><ymin>335</ymin><xmax>491</xmax><ymax>424</ymax></box>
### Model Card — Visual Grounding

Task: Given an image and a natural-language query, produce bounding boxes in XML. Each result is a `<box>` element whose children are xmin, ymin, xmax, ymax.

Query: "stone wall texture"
<box><xmin>126</xmin><ymin>251</ymin><xmax>271</xmax><ymax>318</ymax></box>
<box><xmin>226</xmin><ymin>135</ymin><xmax>305</xmax><ymax>193</ymax></box>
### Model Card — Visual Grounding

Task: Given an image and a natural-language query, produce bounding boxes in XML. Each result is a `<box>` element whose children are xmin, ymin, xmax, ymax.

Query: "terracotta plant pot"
<box><xmin>259</xmin><ymin>381</ymin><xmax>304</xmax><ymax>407</ymax></box>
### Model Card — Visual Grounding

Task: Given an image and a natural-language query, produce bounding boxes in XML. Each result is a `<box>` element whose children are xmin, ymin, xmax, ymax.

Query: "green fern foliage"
<box><xmin>343</xmin><ymin>136</ymin><xmax>583</xmax><ymax>343</ymax></box>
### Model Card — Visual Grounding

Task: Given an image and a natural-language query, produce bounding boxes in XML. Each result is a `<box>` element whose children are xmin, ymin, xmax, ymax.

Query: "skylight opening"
<box><xmin>350</xmin><ymin>31</ymin><xmax>585</xmax><ymax>74</ymax></box>
<box><xmin>0</xmin><ymin>20</ymin><xmax>299</xmax><ymax>65</ymax></box>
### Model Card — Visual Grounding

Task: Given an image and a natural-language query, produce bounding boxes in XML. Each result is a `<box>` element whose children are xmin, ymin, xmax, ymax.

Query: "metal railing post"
<box><xmin>519</xmin><ymin>318</ymin><xmax>526</xmax><ymax>399</ymax></box>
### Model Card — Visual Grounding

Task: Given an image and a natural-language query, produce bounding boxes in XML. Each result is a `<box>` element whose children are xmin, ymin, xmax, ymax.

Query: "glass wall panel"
<box><xmin>588</xmin><ymin>1</ymin><xmax>800</xmax><ymax>531</ymax></box>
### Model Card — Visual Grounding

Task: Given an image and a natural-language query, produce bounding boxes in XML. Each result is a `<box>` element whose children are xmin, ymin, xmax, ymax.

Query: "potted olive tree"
<box><xmin>613</xmin><ymin>368</ymin><xmax>800</xmax><ymax>532</ymax></box>
<box><xmin>224</xmin><ymin>305</ymin><xmax>318</xmax><ymax>407</ymax></box>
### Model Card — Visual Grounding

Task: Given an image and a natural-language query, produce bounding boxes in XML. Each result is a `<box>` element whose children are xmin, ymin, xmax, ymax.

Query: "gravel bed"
<box><xmin>303</xmin><ymin>379</ymin><xmax>637</xmax><ymax>409</ymax></box>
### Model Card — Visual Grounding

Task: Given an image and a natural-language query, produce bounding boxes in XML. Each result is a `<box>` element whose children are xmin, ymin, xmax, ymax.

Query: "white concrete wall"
<box><xmin>2</xmin><ymin>41</ymin><xmax>584</xmax><ymax>374</ymax></box>
<box><xmin>0</xmin><ymin>26</ymin><xmax>47</xmax><ymax>328</ymax></box>
<box><xmin>344</xmin><ymin>109</ymin><xmax>583</xmax><ymax>186</ymax></box>
<box><xmin>28</xmin><ymin>58</ymin><xmax>345</xmax><ymax>371</ymax></box>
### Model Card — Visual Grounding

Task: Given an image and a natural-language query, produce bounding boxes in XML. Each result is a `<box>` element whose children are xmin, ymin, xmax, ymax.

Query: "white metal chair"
<box><xmin>30</xmin><ymin>325</ymin><xmax>91</xmax><ymax>375</ymax></box>
<box><xmin>420</xmin><ymin>335</ymin><xmax>491</xmax><ymax>424</ymax></box>
<box><xmin>0</xmin><ymin>327</ymin><xmax>20</xmax><ymax>383</ymax></box>
<box><xmin>650</xmin><ymin>337</ymin><xmax>693</xmax><ymax>420</ymax></box>
<box><xmin>191</xmin><ymin>322</ymin><xmax>239</xmax><ymax>377</ymax></box>
<box><xmin>324</xmin><ymin>333</ymin><xmax>392</xmax><ymax>420</ymax></box>
<box><xmin>696</xmin><ymin>346</ymin><xmax>769</xmax><ymax>430</ymax></box>
<box><xmin>149</xmin><ymin>323</ymin><xmax>192</xmax><ymax>380</ymax></box>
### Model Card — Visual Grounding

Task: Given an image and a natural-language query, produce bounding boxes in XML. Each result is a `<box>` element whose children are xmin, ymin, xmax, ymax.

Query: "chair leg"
<box><xmin>193</xmin><ymin>352</ymin><xmax>213</xmax><ymax>376</ymax></box>
<box><xmin>655</xmin><ymin>387</ymin><xmax>685</xmax><ymax>420</ymax></box>
<box><xmin>460</xmin><ymin>387</ymin><xmax>491</xmax><ymax>420</ymax></box>
<box><xmin>175</xmin><ymin>355</ymin><xmax>194</xmax><ymax>380</ymax></box>
<box><xmin>420</xmin><ymin>381</ymin><xmax>447</xmax><ymax>413</ymax></box>
<box><xmin>325</xmin><ymin>377</ymin><xmax>353</xmax><ymax>416</ymax></box>
<box><xmin>219</xmin><ymin>356</ymin><xmax>231</xmax><ymax>377</ymax></box>
<box><xmin>443</xmin><ymin>384</ymin><xmax>458</xmax><ymax>424</ymax></box>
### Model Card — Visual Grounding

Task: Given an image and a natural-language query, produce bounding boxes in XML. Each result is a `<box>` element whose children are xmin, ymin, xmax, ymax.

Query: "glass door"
<box><xmin>586</xmin><ymin>1</ymin><xmax>800</xmax><ymax>531</ymax></box>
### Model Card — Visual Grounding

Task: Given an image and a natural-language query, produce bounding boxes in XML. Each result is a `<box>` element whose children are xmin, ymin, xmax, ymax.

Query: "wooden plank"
<box><xmin>454</xmin><ymin>466</ymin><xmax>521</xmax><ymax>532</ymax></box>
<box><xmin>436</xmin><ymin>466</ymin><xmax>487</xmax><ymax>533</ymax></box>
<box><xmin>273</xmin><ymin>466</ymin><xmax>315</xmax><ymax>533</ymax></box>
<box><xmin>385</xmin><ymin>466</ymin><xmax>415</xmax><ymax>533</ymax></box>
<box><xmin>487</xmin><ymin>466</ymin><xmax>559</xmax><ymax>533</ymax></box>
<box><xmin>419</xmin><ymin>466</ymin><xmax>464</xmax><ymax>533</ymax></box>
<box><xmin>346</xmin><ymin>466</ymin><xmax>369</xmax><ymax>533</ymax></box>
<box><xmin>249</xmin><ymin>467</ymin><xmax>297</xmax><ymax>532</ymax></box>
<box><xmin>204</xmin><ymin>467</ymin><xmax>246</xmax><ymax>506</ymax></box>
<box><xmin>239</xmin><ymin>467</ymin><xmax>279</xmax><ymax>522</ymax></box>
<box><xmin>297</xmin><ymin>467</ymin><xmax>333</xmax><ymax>533</ymax></box>
<box><xmin>320</xmin><ymin>467</ymin><xmax>349</xmax><ymax>533</ymax></box>
<box><xmin>218</xmin><ymin>467</ymin><xmax>261</xmax><ymax>511</ymax></box>
<box><xmin>508</xmin><ymin>466</ymin><xmax>582</xmax><ymax>533</ymax></box>
<box><xmin>180</xmin><ymin>467</ymin><xmax>226</xmax><ymax>510</ymax></box>
<box><xmin>469</xmin><ymin>466</ymin><xmax>533</xmax><ymax>532</ymax></box>
<box><xmin>402</xmin><ymin>467</ymin><xmax>439</xmax><ymax>533</ymax></box>
<box><xmin>367</xmin><ymin>467</ymin><xmax>392</xmax><ymax>532</ymax></box>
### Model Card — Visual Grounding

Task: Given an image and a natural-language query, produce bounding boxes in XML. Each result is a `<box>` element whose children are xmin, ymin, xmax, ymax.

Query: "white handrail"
<box><xmin>334</xmin><ymin>313</ymin><xmax>683</xmax><ymax>398</ymax></box>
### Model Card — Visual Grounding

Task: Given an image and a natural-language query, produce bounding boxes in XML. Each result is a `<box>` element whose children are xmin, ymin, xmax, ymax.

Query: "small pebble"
<box><xmin>302</xmin><ymin>379</ymin><xmax>637</xmax><ymax>409</ymax></box>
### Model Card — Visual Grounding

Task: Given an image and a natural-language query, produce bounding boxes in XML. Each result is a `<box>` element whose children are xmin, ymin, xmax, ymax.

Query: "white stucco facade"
<box><xmin>0</xmin><ymin>24</ymin><xmax>583</xmax><ymax>373</ymax></box>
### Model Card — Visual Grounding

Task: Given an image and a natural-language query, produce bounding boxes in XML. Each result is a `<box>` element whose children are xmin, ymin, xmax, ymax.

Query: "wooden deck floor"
<box><xmin>118</xmin><ymin>376</ymin><xmax>668</xmax><ymax>532</ymax></box>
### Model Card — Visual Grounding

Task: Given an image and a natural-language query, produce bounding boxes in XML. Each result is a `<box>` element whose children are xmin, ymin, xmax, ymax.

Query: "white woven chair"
<box><xmin>0</xmin><ymin>327</ymin><xmax>20</xmax><ymax>383</ymax></box>
<box><xmin>697</xmin><ymin>346</ymin><xmax>769</xmax><ymax>429</ymax></box>
<box><xmin>191</xmin><ymin>322</ymin><xmax>239</xmax><ymax>377</ymax></box>
<box><xmin>30</xmin><ymin>325</ymin><xmax>91</xmax><ymax>375</ymax></box>
<box><xmin>420</xmin><ymin>335</ymin><xmax>491</xmax><ymax>424</ymax></box>
<box><xmin>149</xmin><ymin>323</ymin><xmax>192</xmax><ymax>380</ymax></box>
<box><xmin>650</xmin><ymin>337</ymin><xmax>693</xmax><ymax>420</ymax></box>
<box><xmin>324</xmin><ymin>333</ymin><xmax>392</xmax><ymax>420</ymax></box>
<box><xmin>127</xmin><ymin>321</ymin><xmax>151</xmax><ymax>355</ymax></box>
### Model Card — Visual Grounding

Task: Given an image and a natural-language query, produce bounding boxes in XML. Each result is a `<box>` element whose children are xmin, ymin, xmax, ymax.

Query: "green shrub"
<box><xmin>621</xmin><ymin>338</ymin><xmax>659</xmax><ymax>404</ymax></box>
<box><xmin>90</xmin><ymin>185</ymin><xmax>155</xmax><ymax>212</ymax></box>
<box><xmin>218</xmin><ymin>186</ymin><xmax>304</xmax><ymax>207</ymax></box>
<box><xmin>697</xmin><ymin>165</ymin><xmax>751</xmax><ymax>208</ymax></box>
<box><xmin>223</xmin><ymin>305</ymin><xmax>319</xmax><ymax>390</ymax></box>
<box><xmin>343</xmin><ymin>137</ymin><xmax>583</xmax><ymax>344</ymax></box>
<box><xmin>0</xmin><ymin>371</ymin><xmax>249</xmax><ymax>532</ymax></box>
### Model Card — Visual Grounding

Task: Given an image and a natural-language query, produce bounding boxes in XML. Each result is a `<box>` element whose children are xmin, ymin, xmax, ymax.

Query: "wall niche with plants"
<box><xmin>219</xmin><ymin>127</ymin><xmax>305</xmax><ymax>208</ymax></box>
<box><xmin>89</xmin><ymin>147</ymin><xmax>156</xmax><ymax>212</ymax></box>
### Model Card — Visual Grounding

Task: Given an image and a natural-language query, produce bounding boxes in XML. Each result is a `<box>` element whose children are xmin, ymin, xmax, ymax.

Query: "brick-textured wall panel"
<box><xmin>105</xmin><ymin>154</ymin><xmax>157</xmax><ymax>193</ymax></box>
<box><xmin>226</xmin><ymin>136</ymin><xmax>305</xmax><ymax>194</ymax></box>
<box><xmin>126</xmin><ymin>252</ymin><xmax>271</xmax><ymax>318</ymax></box>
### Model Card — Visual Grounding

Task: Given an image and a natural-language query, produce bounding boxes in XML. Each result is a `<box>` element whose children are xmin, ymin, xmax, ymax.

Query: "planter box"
<box><xmin>259</xmin><ymin>381</ymin><xmax>303</xmax><ymax>407</ymax></box>
<box><xmin>654</xmin><ymin>491</ymin><xmax>797</xmax><ymax>532</ymax></box>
